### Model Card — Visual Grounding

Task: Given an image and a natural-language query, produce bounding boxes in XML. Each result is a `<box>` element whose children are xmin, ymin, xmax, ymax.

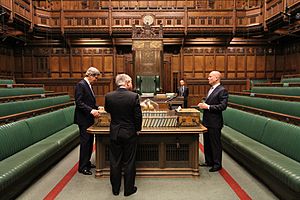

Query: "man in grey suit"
<box><xmin>105</xmin><ymin>74</ymin><xmax>142</xmax><ymax>196</ymax></box>
<box><xmin>74</xmin><ymin>67</ymin><xmax>100</xmax><ymax>175</ymax></box>
<box><xmin>198</xmin><ymin>71</ymin><xmax>228</xmax><ymax>172</ymax></box>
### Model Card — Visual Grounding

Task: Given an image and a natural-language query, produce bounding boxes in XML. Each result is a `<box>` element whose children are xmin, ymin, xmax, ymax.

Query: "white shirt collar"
<box><xmin>84</xmin><ymin>77</ymin><xmax>92</xmax><ymax>87</ymax></box>
<box><xmin>211</xmin><ymin>83</ymin><xmax>220</xmax><ymax>90</ymax></box>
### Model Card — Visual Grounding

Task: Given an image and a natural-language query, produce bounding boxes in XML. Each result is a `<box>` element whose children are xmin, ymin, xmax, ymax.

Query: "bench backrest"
<box><xmin>0</xmin><ymin>121</ymin><xmax>32</xmax><ymax>161</ymax></box>
<box><xmin>0</xmin><ymin>88</ymin><xmax>45</xmax><ymax>97</ymax></box>
<box><xmin>0</xmin><ymin>106</ymin><xmax>75</xmax><ymax>161</ymax></box>
<box><xmin>261</xmin><ymin>120</ymin><xmax>300</xmax><ymax>162</ymax></box>
<box><xmin>223</xmin><ymin>107</ymin><xmax>300</xmax><ymax>162</ymax></box>
<box><xmin>229</xmin><ymin>95</ymin><xmax>300</xmax><ymax>117</ymax></box>
<box><xmin>0</xmin><ymin>95</ymin><xmax>71</xmax><ymax>117</ymax></box>
<box><xmin>281</xmin><ymin>77</ymin><xmax>300</xmax><ymax>83</ymax></box>
<box><xmin>0</xmin><ymin>79</ymin><xmax>14</xmax><ymax>84</ymax></box>
<box><xmin>251</xmin><ymin>87</ymin><xmax>300</xmax><ymax>96</ymax></box>
<box><xmin>223</xmin><ymin>107</ymin><xmax>267</xmax><ymax>141</ymax></box>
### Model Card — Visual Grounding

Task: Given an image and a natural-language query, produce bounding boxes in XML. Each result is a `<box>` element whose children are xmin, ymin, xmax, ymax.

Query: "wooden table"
<box><xmin>87</xmin><ymin>125</ymin><xmax>207</xmax><ymax>178</ymax></box>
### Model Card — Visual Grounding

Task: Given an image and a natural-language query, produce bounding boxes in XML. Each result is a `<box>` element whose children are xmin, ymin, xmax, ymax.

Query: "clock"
<box><xmin>143</xmin><ymin>15</ymin><xmax>154</xmax><ymax>25</ymax></box>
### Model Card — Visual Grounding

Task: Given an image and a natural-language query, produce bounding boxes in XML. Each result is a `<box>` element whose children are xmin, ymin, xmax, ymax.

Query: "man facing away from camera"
<box><xmin>105</xmin><ymin>74</ymin><xmax>142</xmax><ymax>196</ymax></box>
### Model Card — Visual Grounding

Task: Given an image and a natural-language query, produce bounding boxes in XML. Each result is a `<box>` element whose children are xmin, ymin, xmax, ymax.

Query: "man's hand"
<box><xmin>91</xmin><ymin>109</ymin><xmax>100</xmax><ymax>118</ymax></box>
<box><xmin>198</xmin><ymin>102</ymin><xmax>209</xmax><ymax>110</ymax></box>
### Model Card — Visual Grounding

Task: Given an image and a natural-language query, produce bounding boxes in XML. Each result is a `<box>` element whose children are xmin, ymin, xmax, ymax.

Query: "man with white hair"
<box><xmin>74</xmin><ymin>67</ymin><xmax>101</xmax><ymax>175</ymax></box>
<box><xmin>105</xmin><ymin>74</ymin><xmax>142</xmax><ymax>197</ymax></box>
<box><xmin>198</xmin><ymin>71</ymin><xmax>228</xmax><ymax>172</ymax></box>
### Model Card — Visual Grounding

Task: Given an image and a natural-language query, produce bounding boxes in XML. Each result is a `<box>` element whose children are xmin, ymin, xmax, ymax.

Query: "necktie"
<box><xmin>207</xmin><ymin>86</ymin><xmax>214</xmax><ymax>97</ymax></box>
<box><xmin>90</xmin><ymin>85</ymin><xmax>95</xmax><ymax>97</ymax></box>
<box><xmin>181</xmin><ymin>86</ymin><xmax>184</xmax><ymax>96</ymax></box>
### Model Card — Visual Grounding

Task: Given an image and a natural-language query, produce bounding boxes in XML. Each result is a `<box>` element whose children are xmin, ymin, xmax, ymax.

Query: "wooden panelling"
<box><xmin>0</xmin><ymin>47</ymin><xmax>15</xmax><ymax>75</ymax></box>
<box><xmin>171</xmin><ymin>55</ymin><xmax>180</xmax><ymax>72</ymax></box>
<box><xmin>247</xmin><ymin>55</ymin><xmax>255</xmax><ymax>71</ymax></box>
<box><xmin>183</xmin><ymin>56</ymin><xmax>193</xmax><ymax>71</ymax></box>
<box><xmin>93</xmin><ymin>56</ymin><xmax>103</xmax><ymax>71</ymax></box>
<box><xmin>82</xmin><ymin>56</ymin><xmax>91</xmax><ymax>72</ymax></box>
<box><xmin>50</xmin><ymin>57</ymin><xmax>59</xmax><ymax>72</ymax></box>
<box><xmin>104</xmin><ymin>56</ymin><xmax>113</xmax><ymax>73</ymax></box>
<box><xmin>116</xmin><ymin>55</ymin><xmax>125</xmax><ymax>73</ymax></box>
<box><xmin>72</xmin><ymin>56</ymin><xmax>82</xmax><ymax>74</ymax></box>
<box><xmin>215</xmin><ymin>56</ymin><xmax>225</xmax><ymax>72</ymax></box>
<box><xmin>61</xmin><ymin>56</ymin><xmax>70</xmax><ymax>72</ymax></box>
<box><xmin>256</xmin><ymin>56</ymin><xmax>265</xmax><ymax>71</ymax></box>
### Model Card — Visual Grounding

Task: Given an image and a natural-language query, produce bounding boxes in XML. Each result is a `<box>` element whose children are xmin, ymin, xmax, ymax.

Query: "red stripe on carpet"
<box><xmin>44</xmin><ymin>144</ymin><xmax>96</xmax><ymax>200</ymax></box>
<box><xmin>199</xmin><ymin>143</ymin><xmax>252</xmax><ymax>200</ymax></box>
<box><xmin>43</xmin><ymin>162</ymin><xmax>79</xmax><ymax>200</ymax></box>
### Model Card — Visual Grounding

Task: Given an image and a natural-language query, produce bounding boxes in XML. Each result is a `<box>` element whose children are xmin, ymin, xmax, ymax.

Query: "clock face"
<box><xmin>143</xmin><ymin>15</ymin><xmax>154</xmax><ymax>25</ymax></box>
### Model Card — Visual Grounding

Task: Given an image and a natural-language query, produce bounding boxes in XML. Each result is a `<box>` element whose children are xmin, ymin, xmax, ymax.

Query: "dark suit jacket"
<box><xmin>177</xmin><ymin>86</ymin><xmax>189</xmax><ymax>99</ymax></box>
<box><xmin>105</xmin><ymin>88</ymin><xmax>142</xmax><ymax>141</ymax></box>
<box><xmin>202</xmin><ymin>85</ymin><xmax>228</xmax><ymax>129</ymax></box>
<box><xmin>74</xmin><ymin>79</ymin><xmax>98</xmax><ymax>127</ymax></box>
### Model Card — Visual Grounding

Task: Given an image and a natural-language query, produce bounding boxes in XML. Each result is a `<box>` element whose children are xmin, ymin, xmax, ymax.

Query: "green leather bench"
<box><xmin>0</xmin><ymin>95</ymin><xmax>71</xmax><ymax>117</ymax></box>
<box><xmin>251</xmin><ymin>87</ymin><xmax>300</xmax><ymax>96</ymax></box>
<box><xmin>0</xmin><ymin>106</ymin><xmax>79</xmax><ymax>199</ymax></box>
<box><xmin>0</xmin><ymin>79</ymin><xmax>14</xmax><ymax>84</ymax></box>
<box><xmin>0</xmin><ymin>88</ymin><xmax>45</xmax><ymax>97</ymax></box>
<box><xmin>221</xmin><ymin>107</ymin><xmax>300</xmax><ymax>200</ymax></box>
<box><xmin>228</xmin><ymin>94</ymin><xmax>300</xmax><ymax>117</ymax></box>
<box><xmin>281</xmin><ymin>77</ymin><xmax>300</xmax><ymax>83</ymax></box>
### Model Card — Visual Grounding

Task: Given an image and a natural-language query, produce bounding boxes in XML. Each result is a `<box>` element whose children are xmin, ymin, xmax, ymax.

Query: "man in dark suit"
<box><xmin>74</xmin><ymin>67</ymin><xmax>100</xmax><ymax>175</ymax></box>
<box><xmin>105</xmin><ymin>74</ymin><xmax>142</xmax><ymax>197</ymax></box>
<box><xmin>177</xmin><ymin>79</ymin><xmax>189</xmax><ymax>108</ymax></box>
<box><xmin>198</xmin><ymin>71</ymin><xmax>228</xmax><ymax>172</ymax></box>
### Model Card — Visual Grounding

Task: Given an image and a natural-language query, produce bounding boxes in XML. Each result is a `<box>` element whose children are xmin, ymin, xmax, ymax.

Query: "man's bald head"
<box><xmin>208</xmin><ymin>71</ymin><xmax>222</xmax><ymax>86</ymax></box>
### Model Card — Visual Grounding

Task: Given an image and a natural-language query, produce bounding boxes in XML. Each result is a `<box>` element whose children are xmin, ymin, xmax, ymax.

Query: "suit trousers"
<box><xmin>78</xmin><ymin>125</ymin><xmax>94</xmax><ymax>171</ymax></box>
<box><xmin>109</xmin><ymin>135</ymin><xmax>137</xmax><ymax>194</ymax></box>
<box><xmin>203</xmin><ymin>127</ymin><xmax>222</xmax><ymax>168</ymax></box>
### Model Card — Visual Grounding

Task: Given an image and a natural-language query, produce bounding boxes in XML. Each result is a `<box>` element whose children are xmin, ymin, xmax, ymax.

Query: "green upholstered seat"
<box><xmin>229</xmin><ymin>94</ymin><xmax>300</xmax><ymax>117</ymax></box>
<box><xmin>222</xmin><ymin>107</ymin><xmax>300</xmax><ymax>199</ymax></box>
<box><xmin>136</xmin><ymin>75</ymin><xmax>160</xmax><ymax>94</ymax></box>
<box><xmin>0</xmin><ymin>106</ymin><xmax>79</xmax><ymax>199</ymax></box>
<box><xmin>223</xmin><ymin>107</ymin><xmax>267</xmax><ymax>141</ymax></box>
<box><xmin>281</xmin><ymin>77</ymin><xmax>300</xmax><ymax>83</ymax></box>
<box><xmin>0</xmin><ymin>121</ymin><xmax>32</xmax><ymax>161</ymax></box>
<box><xmin>251</xmin><ymin>87</ymin><xmax>300</xmax><ymax>96</ymax></box>
<box><xmin>0</xmin><ymin>88</ymin><xmax>45</xmax><ymax>97</ymax></box>
<box><xmin>261</xmin><ymin>120</ymin><xmax>300</xmax><ymax>162</ymax></box>
<box><xmin>25</xmin><ymin>110</ymin><xmax>69</xmax><ymax>143</ymax></box>
<box><xmin>0</xmin><ymin>95</ymin><xmax>71</xmax><ymax>117</ymax></box>
<box><xmin>0</xmin><ymin>79</ymin><xmax>14</xmax><ymax>84</ymax></box>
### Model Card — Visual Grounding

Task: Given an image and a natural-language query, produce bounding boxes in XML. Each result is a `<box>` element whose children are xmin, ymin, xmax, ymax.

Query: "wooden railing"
<box><xmin>1</xmin><ymin>0</ymin><xmax>298</xmax><ymax>36</ymax></box>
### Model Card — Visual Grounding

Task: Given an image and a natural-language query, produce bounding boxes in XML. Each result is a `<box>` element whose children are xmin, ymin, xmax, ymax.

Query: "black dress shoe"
<box><xmin>199</xmin><ymin>163</ymin><xmax>213</xmax><ymax>167</ymax></box>
<box><xmin>112</xmin><ymin>191</ymin><xmax>119</xmax><ymax>196</ymax></box>
<box><xmin>124</xmin><ymin>186</ymin><xmax>137</xmax><ymax>197</ymax></box>
<box><xmin>78</xmin><ymin>169</ymin><xmax>92</xmax><ymax>175</ymax></box>
<box><xmin>209</xmin><ymin>166</ymin><xmax>222</xmax><ymax>172</ymax></box>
